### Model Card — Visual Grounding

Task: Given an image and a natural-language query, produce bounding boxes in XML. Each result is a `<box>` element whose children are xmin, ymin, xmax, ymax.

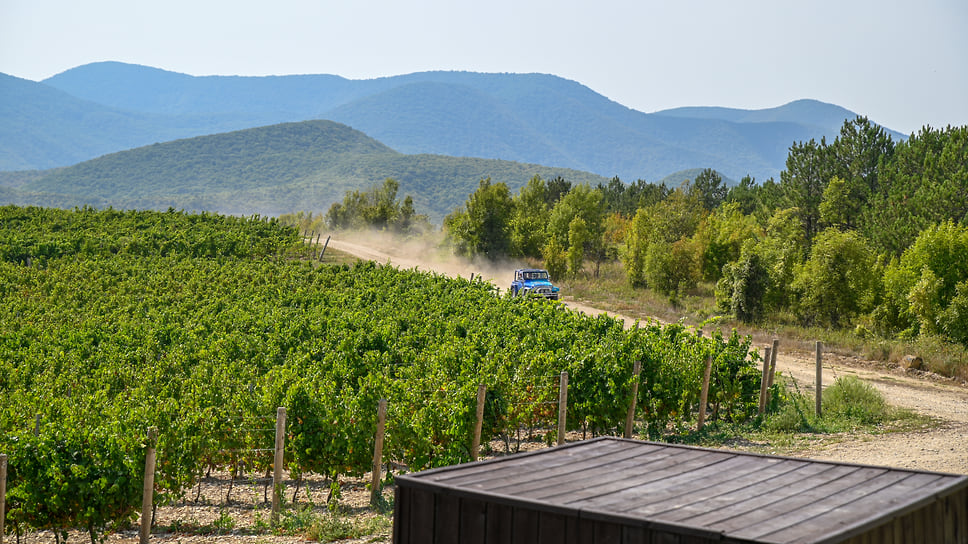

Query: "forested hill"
<box><xmin>1</xmin><ymin>120</ymin><xmax>608</xmax><ymax>222</ymax></box>
<box><xmin>2</xmin><ymin>61</ymin><xmax>904</xmax><ymax>180</ymax></box>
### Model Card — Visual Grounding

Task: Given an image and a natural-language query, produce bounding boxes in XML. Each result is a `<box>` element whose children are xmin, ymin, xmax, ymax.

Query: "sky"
<box><xmin>1</xmin><ymin>0</ymin><xmax>966</xmax><ymax>135</ymax></box>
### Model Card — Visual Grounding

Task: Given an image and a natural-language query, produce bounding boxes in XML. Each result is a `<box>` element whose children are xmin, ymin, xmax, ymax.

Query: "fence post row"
<box><xmin>557</xmin><ymin>371</ymin><xmax>569</xmax><ymax>446</ymax></box>
<box><xmin>472</xmin><ymin>384</ymin><xmax>486</xmax><ymax>461</ymax></box>
<box><xmin>698</xmin><ymin>356</ymin><xmax>713</xmax><ymax>431</ymax></box>
<box><xmin>271</xmin><ymin>407</ymin><xmax>287</xmax><ymax>524</ymax></box>
<box><xmin>624</xmin><ymin>361</ymin><xmax>642</xmax><ymax>438</ymax></box>
<box><xmin>139</xmin><ymin>427</ymin><xmax>158</xmax><ymax>544</ymax></box>
<box><xmin>370</xmin><ymin>399</ymin><xmax>387</xmax><ymax>506</ymax></box>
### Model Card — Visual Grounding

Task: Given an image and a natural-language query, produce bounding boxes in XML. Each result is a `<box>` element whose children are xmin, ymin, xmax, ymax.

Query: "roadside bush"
<box><xmin>822</xmin><ymin>376</ymin><xmax>889</xmax><ymax>425</ymax></box>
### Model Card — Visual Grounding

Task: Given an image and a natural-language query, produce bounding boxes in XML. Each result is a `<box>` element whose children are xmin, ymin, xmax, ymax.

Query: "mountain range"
<box><xmin>3</xmin><ymin>61</ymin><xmax>906</xmax><ymax>182</ymax></box>
<box><xmin>0</xmin><ymin>120</ymin><xmax>608</xmax><ymax>222</ymax></box>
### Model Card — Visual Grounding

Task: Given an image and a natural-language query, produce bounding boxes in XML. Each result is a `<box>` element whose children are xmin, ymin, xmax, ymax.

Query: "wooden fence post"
<box><xmin>698</xmin><ymin>356</ymin><xmax>713</xmax><ymax>431</ymax></box>
<box><xmin>472</xmin><ymin>385</ymin><xmax>486</xmax><ymax>460</ymax></box>
<box><xmin>271</xmin><ymin>407</ymin><xmax>287</xmax><ymax>524</ymax></box>
<box><xmin>370</xmin><ymin>399</ymin><xmax>387</xmax><ymax>505</ymax></box>
<box><xmin>769</xmin><ymin>338</ymin><xmax>779</xmax><ymax>389</ymax></box>
<box><xmin>557</xmin><ymin>371</ymin><xmax>568</xmax><ymax>446</ymax></box>
<box><xmin>0</xmin><ymin>453</ymin><xmax>7</xmax><ymax>544</ymax></box>
<box><xmin>318</xmin><ymin>235</ymin><xmax>330</xmax><ymax>261</ymax></box>
<box><xmin>758</xmin><ymin>347</ymin><xmax>771</xmax><ymax>416</ymax></box>
<box><xmin>139</xmin><ymin>427</ymin><xmax>158</xmax><ymax>544</ymax></box>
<box><xmin>816</xmin><ymin>341</ymin><xmax>823</xmax><ymax>417</ymax></box>
<box><xmin>624</xmin><ymin>361</ymin><xmax>642</xmax><ymax>438</ymax></box>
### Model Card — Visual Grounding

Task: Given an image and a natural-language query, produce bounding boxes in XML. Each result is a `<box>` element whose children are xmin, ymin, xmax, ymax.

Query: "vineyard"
<box><xmin>0</xmin><ymin>206</ymin><xmax>770</xmax><ymax>539</ymax></box>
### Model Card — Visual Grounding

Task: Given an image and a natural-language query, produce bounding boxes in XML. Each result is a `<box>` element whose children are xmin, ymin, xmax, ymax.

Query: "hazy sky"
<box><xmin>2</xmin><ymin>0</ymin><xmax>965</xmax><ymax>135</ymax></box>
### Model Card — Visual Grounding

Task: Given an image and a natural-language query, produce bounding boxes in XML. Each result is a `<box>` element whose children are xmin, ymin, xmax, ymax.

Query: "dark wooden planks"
<box><xmin>394</xmin><ymin>437</ymin><xmax>968</xmax><ymax>544</ymax></box>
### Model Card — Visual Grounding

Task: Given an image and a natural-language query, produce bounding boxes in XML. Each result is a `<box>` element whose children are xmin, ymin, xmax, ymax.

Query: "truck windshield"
<box><xmin>526</xmin><ymin>271</ymin><xmax>549</xmax><ymax>280</ymax></box>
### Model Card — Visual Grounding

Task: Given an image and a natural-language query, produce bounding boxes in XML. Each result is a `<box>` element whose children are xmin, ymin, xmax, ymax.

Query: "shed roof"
<box><xmin>397</xmin><ymin>437</ymin><xmax>968</xmax><ymax>543</ymax></box>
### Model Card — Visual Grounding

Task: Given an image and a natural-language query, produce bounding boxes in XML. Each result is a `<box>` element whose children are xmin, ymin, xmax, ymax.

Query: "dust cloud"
<box><xmin>320</xmin><ymin>230</ymin><xmax>528</xmax><ymax>290</ymax></box>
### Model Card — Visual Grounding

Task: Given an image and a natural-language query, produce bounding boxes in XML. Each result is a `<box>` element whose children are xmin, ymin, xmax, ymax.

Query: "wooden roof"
<box><xmin>397</xmin><ymin>437</ymin><xmax>968</xmax><ymax>544</ymax></box>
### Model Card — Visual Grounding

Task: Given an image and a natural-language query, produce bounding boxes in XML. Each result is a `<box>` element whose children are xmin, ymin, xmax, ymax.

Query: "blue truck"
<box><xmin>510</xmin><ymin>268</ymin><xmax>560</xmax><ymax>300</ymax></box>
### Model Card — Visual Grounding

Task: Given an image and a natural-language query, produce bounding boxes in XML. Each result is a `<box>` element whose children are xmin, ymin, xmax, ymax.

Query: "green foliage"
<box><xmin>721</xmin><ymin>250</ymin><xmax>770</xmax><ymax>323</ymax></box>
<box><xmin>1</xmin><ymin>206</ymin><xmax>767</xmax><ymax>534</ymax></box>
<box><xmin>692</xmin><ymin>202</ymin><xmax>762</xmax><ymax>282</ymax></box>
<box><xmin>443</xmin><ymin>178</ymin><xmax>514</xmax><ymax>259</ymax></box>
<box><xmin>323</xmin><ymin>178</ymin><xmax>429</xmax><ymax>234</ymax></box>
<box><xmin>542</xmin><ymin>237</ymin><xmax>568</xmax><ymax>283</ymax></box>
<box><xmin>862</xmin><ymin>125</ymin><xmax>967</xmax><ymax>255</ymax></box>
<box><xmin>304</xmin><ymin>511</ymin><xmax>391</xmax><ymax>542</ymax></box>
<box><xmin>642</xmin><ymin>239</ymin><xmax>701</xmax><ymax>296</ymax></box>
<box><xmin>822</xmin><ymin>376</ymin><xmax>889</xmax><ymax>425</ymax></box>
<box><xmin>688</xmin><ymin>168</ymin><xmax>728</xmax><ymax>211</ymax></box>
<box><xmin>622</xmin><ymin>189</ymin><xmax>704</xmax><ymax>288</ymax></box>
<box><xmin>792</xmin><ymin>228</ymin><xmax>877</xmax><ymax>326</ymax></box>
<box><xmin>873</xmin><ymin>221</ymin><xmax>968</xmax><ymax>344</ymax></box>
<box><xmin>598</xmin><ymin>177</ymin><xmax>670</xmax><ymax>217</ymax></box>
<box><xmin>818</xmin><ymin>176</ymin><xmax>850</xmax><ymax>229</ymax></box>
<box><xmin>509</xmin><ymin>175</ymin><xmax>551</xmax><ymax>258</ymax></box>
<box><xmin>566</xmin><ymin>216</ymin><xmax>587</xmax><ymax>277</ymax></box>
<box><xmin>4</xmin><ymin>428</ymin><xmax>144</xmax><ymax>542</ymax></box>
<box><xmin>546</xmin><ymin>184</ymin><xmax>604</xmax><ymax>250</ymax></box>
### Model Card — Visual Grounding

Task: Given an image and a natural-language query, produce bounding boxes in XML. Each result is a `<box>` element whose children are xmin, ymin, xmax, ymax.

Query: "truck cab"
<box><xmin>510</xmin><ymin>268</ymin><xmax>560</xmax><ymax>300</ymax></box>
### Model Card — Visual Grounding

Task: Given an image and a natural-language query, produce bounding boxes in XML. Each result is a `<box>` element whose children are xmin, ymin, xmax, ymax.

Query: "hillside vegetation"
<box><xmin>0</xmin><ymin>120</ymin><xmax>608</xmax><ymax>222</ymax></box>
<box><xmin>2</xmin><ymin>61</ymin><xmax>903</xmax><ymax>180</ymax></box>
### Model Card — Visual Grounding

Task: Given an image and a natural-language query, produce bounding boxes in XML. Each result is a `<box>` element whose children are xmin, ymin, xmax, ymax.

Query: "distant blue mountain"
<box><xmin>1</xmin><ymin>61</ymin><xmax>906</xmax><ymax>182</ymax></box>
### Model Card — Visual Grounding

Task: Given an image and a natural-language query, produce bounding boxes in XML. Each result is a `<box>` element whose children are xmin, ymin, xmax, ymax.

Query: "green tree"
<box><xmin>725</xmin><ymin>175</ymin><xmax>761</xmax><ymax>216</ymax></box>
<box><xmin>690</xmin><ymin>168</ymin><xmax>728</xmax><ymax>211</ymax></box>
<box><xmin>567</xmin><ymin>216</ymin><xmax>588</xmax><ymax>277</ymax></box>
<box><xmin>643</xmin><ymin>238</ymin><xmax>700</xmax><ymax>295</ymax></box>
<box><xmin>542</xmin><ymin>237</ymin><xmax>567</xmax><ymax>281</ymax></box>
<box><xmin>792</xmin><ymin>228</ymin><xmax>877</xmax><ymax>326</ymax></box>
<box><xmin>780</xmin><ymin>138</ymin><xmax>837</xmax><ymax>246</ymax></box>
<box><xmin>830</xmin><ymin>116</ymin><xmax>895</xmax><ymax>229</ymax></box>
<box><xmin>598</xmin><ymin>177</ymin><xmax>669</xmax><ymax>217</ymax></box>
<box><xmin>443</xmin><ymin>178</ymin><xmax>514</xmax><ymax>258</ymax></box>
<box><xmin>622</xmin><ymin>189</ymin><xmax>704</xmax><ymax>287</ymax></box>
<box><xmin>872</xmin><ymin>221</ymin><xmax>968</xmax><ymax>342</ymax></box>
<box><xmin>509</xmin><ymin>175</ymin><xmax>551</xmax><ymax>258</ymax></box>
<box><xmin>720</xmin><ymin>249</ymin><xmax>770</xmax><ymax>323</ymax></box>
<box><xmin>324</xmin><ymin>178</ymin><xmax>428</xmax><ymax>233</ymax></box>
<box><xmin>547</xmin><ymin>184</ymin><xmax>607</xmax><ymax>274</ymax></box>
<box><xmin>546</xmin><ymin>176</ymin><xmax>572</xmax><ymax>206</ymax></box>
<box><xmin>862</xmin><ymin>125</ymin><xmax>968</xmax><ymax>255</ymax></box>
<box><xmin>692</xmin><ymin>202</ymin><xmax>762</xmax><ymax>282</ymax></box>
<box><xmin>818</xmin><ymin>176</ymin><xmax>851</xmax><ymax>230</ymax></box>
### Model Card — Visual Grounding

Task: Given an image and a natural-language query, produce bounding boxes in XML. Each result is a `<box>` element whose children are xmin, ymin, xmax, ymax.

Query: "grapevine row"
<box><xmin>0</xmin><ymin>206</ymin><xmax>767</xmax><ymax>538</ymax></box>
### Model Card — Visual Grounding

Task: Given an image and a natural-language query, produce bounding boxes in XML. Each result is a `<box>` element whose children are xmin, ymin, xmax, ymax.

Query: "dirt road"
<box><xmin>327</xmin><ymin>236</ymin><xmax>968</xmax><ymax>475</ymax></box>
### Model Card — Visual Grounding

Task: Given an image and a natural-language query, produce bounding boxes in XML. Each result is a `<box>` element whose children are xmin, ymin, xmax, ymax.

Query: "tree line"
<box><xmin>439</xmin><ymin>118</ymin><xmax>968</xmax><ymax>348</ymax></box>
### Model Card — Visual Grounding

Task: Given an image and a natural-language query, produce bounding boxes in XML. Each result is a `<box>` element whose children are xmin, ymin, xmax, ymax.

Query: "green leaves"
<box><xmin>0</xmin><ymin>205</ymin><xmax>764</xmax><ymax>534</ymax></box>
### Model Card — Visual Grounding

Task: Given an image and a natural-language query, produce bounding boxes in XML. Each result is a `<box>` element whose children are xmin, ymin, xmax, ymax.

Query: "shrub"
<box><xmin>822</xmin><ymin>376</ymin><xmax>888</xmax><ymax>425</ymax></box>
